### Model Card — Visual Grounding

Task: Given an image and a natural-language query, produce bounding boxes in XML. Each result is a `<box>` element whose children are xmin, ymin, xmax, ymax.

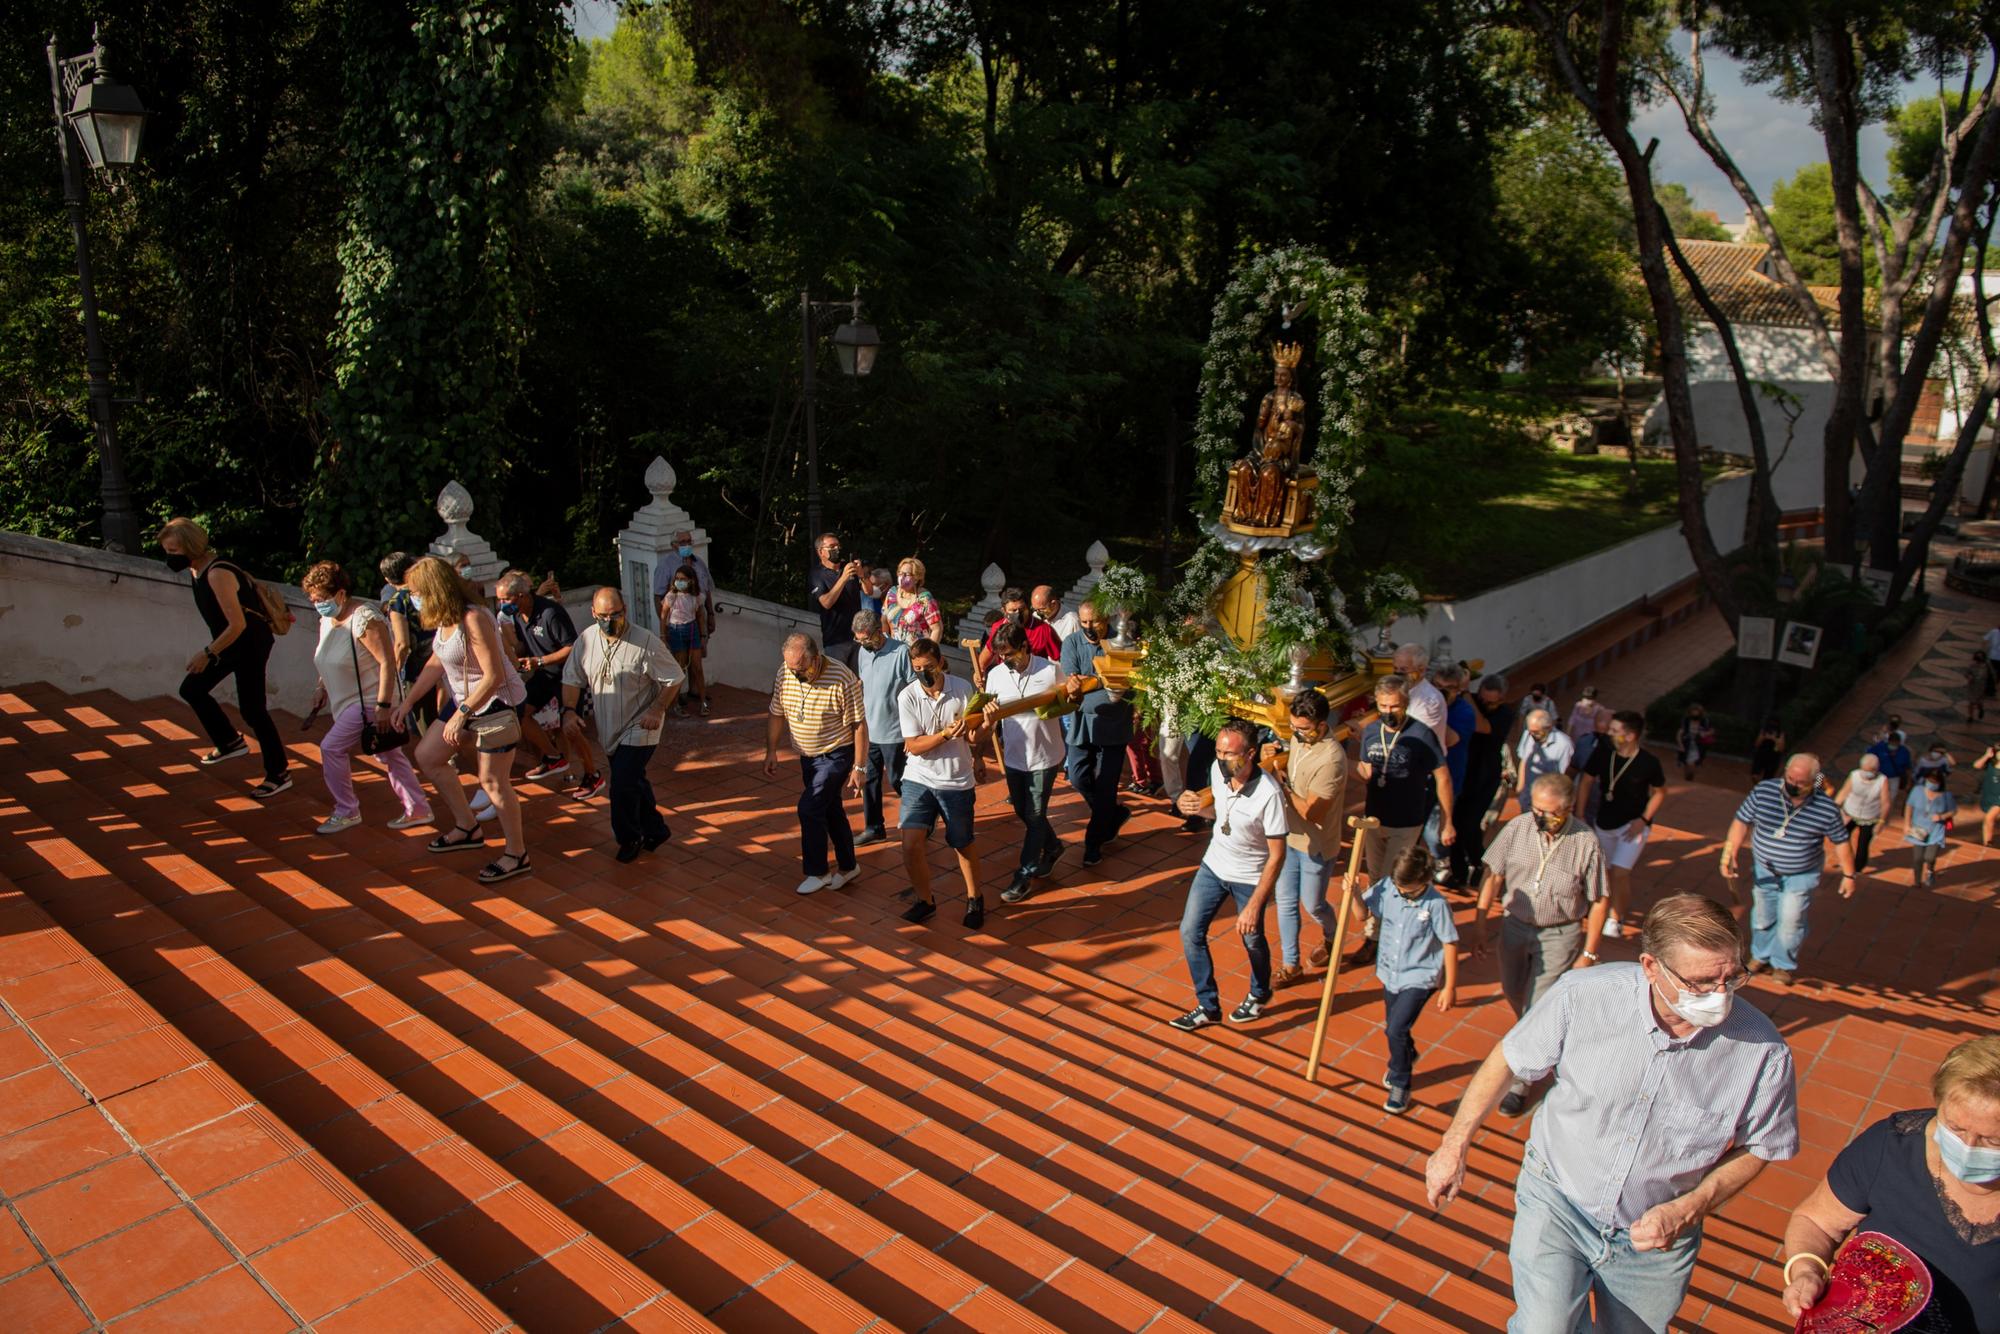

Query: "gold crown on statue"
<box><xmin>1272</xmin><ymin>341</ymin><xmax>1304</xmax><ymax>369</ymax></box>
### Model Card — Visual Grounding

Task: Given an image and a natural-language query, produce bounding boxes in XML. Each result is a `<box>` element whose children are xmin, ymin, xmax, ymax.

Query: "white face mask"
<box><xmin>1655</xmin><ymin>976</ymin><xmax>1733</xmax><ymax>1028</ymax></box>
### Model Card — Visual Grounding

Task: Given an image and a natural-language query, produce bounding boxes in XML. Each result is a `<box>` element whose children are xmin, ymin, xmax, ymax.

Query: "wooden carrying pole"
<box><xmin>1305</xmin><ymin>814</ymin><xmax>1379</xmax><ymax>1083</ymax></box>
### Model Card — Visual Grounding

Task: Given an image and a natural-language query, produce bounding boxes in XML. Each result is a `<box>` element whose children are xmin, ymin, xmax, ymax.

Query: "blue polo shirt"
<box><xmin>1735</xmin><ymin>779</ymin><xmax>1849</xmax><ymax>876</ymax></box>
<box><xmin>1361</xmin><ymin>877</ymin><xmax>1459</xmax><ymax>994</ymax></box>
<box><xmin>855</xmin><ymin>638</ymin><xmax>914</xmax><ymax>744</ymax></box>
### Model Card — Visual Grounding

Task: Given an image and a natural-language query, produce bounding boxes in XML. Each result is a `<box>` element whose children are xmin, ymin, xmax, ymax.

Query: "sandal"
<box><xmin>427</xmin><ymin>824</ymin><xmax>486</xmax><ymax>854</ymax></box>
<box><xmin>478</xmin><ymin>852</ymin><xmax>533</xmax><ymax>884</ymax></box>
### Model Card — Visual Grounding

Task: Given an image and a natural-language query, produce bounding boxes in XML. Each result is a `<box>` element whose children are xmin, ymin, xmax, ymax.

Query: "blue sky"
<box><xmin>568</xmin><ymin>4</ymin><xmax>1939</xmax><ymax>222</ymax></box>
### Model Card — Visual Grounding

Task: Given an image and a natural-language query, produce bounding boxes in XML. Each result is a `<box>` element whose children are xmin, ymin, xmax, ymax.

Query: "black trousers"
<box><xmin>1451</xmin><ymin>776</ymin><xmax>1499</xmax><ymax>883</ymax></box>
<box><xmin>178</xmin><ymin>635</ymin><xmax>286</xmax><ymax>781</ymax></box>
<box><xmin>862</xmin><ymin>741</ymin><xmax>905</xmax><ymax>835</ymax></box>
<box><xmin>608</xmin><ymin>743</ymin><xmax>669</xmax><ymax>848</ymax></box>
<box><xmin>1067</xmin><ymin>742</ymin><xmax>1126</xmax><ymax>851</ymax></box>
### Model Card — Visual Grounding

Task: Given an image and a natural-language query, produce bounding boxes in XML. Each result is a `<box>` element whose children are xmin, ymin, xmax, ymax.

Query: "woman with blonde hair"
<box><xmin>301</xmin><ymin>562</ymin><xmax>430</xmax><ymax>835</ymax></box>
<box><xmin>1780</xmin><ymin>1035</ymin><xmax>2000</xmax><ymax>1331</ymax></box>
<box><xmin>157</xmin><ymin>517</ymin><xmax>291</xmax><ymax>798</ymax></box>
<box><xmin>883</xmin><ymin>556</ymin><xmax>942</xmax><ymax>645</ymax></box>
<box><xmin>387</xmin><ymin>556</ymin><xmax>531</xmax><ymax>882</ymax></box>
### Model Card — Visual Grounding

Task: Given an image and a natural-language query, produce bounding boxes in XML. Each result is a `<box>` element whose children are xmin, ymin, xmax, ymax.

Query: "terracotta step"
<box><xmin>0</xmin><ymin>719</ymin><xmax>898</xmax><ymax>1332</ymax></box>
<box><xmin>13</xmin><ymin>686</ymin><xmax>1366</xmax><ymax>1332</ymax></box>
<box><xmin>0</xmin><ymin>881</ymin><xmax>514</xmax><ymax>1332</ymax></box>
<box><xmin>10</xmin><ymin>710</ymin><xmax>1080</xmax><ymax>1333</ymax></box>
<box><xmin>12</xmin><ymin>683</ymin><xmax>1508</xmax><ymax>1330</ymax></box>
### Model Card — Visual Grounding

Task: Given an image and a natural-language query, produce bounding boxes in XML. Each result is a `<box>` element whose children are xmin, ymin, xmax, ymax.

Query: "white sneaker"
<box><xmin>387</xmin><ymin>810</ymin><xmax>434</xmax><ymax>831</ymax></box>
<box><xmin>1605</xmin><ymin>914</ymin><xmax>1625</xmax><ymax>939</ymax></box>
<box><xmin>795</xmin><ymin>874</ymin><xmax>832</xmax><ymax>896</ymax></box>
<box><xmin>827</xmin><ymin>866</ymin><xmax>860</xmax><ymax>891</ymax></box>
<box><xmin>316</xmin><ymin>814</ymin><xmax>362</xmax><ymax>836</ymax></box>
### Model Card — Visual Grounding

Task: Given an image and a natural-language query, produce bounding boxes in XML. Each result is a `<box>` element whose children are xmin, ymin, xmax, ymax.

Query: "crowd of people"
<box><xmin>157</xmin><ymin>518</ymin><xmax>1999</xmax><ymax>1331</ymax></box>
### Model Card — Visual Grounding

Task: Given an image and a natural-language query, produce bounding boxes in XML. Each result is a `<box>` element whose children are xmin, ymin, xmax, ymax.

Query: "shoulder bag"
<box><xmin>349</xmin><ymin>611</ymin><xmax>409</xmax><ymax>755</ymax></box>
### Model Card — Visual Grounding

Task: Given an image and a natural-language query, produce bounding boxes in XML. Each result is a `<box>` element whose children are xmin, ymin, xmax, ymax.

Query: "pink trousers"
<box><xmin>321</xmin><ymin>702</ymin><xmax>429</xmax><ymax>820</ymax></box>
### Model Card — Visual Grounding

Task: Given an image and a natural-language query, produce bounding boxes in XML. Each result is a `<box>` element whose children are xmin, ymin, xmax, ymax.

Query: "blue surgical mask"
<box><xmin>312</xmin><ymin>599</ymin><xmax>338</xmax><ymax>617</ymax></box>
<box><xmin>1935</xmin><ymin>1120</ymin><xmax>2000</xmax><ymax>1184</ymax></box>
<box><xmin>678</xmin><ymin>544</ymin><xmax>694</xmax><ymax>559</ymax></box>
<box><xmin>497</xmin><ymin>600</ymin><xmax>518</xmax><ymax>616</ymax></box>
<box><xmin>409</xmin><ymin>593</ymin><xmax>424</xmax><ymax>611</ymax></box>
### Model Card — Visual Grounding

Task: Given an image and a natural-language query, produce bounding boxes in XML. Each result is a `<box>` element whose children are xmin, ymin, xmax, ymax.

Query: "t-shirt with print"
<box><xmin>1584</xmin><ymin>743</ymin><xmax>1666</xmax><ymax>831</ymax></box>
<box><xmin>1359</xmin><ymin>717</ymin><xmax>1445</xmax><ymax>829</ymax></box>
<box><xmin>897</xmin><ymin>677</ymin><xmax>976</xmax><ymax>791</ymax></box>
<box><xmin>1201</xmin><ymin>764</ymin><xmax>1290</xmax><ymax>883</ymax></box>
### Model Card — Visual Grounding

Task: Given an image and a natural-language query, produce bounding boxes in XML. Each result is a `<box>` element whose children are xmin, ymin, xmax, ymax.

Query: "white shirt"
<box><xmin>1516</xmin><ymin>728</ymin><xmax>1576</xmax><ymax>791</ymax></box>
<box><xmin>985</xmin><ymin>657</ymin><xmax>1065</xmax><ymax>771</ymax></box>
<box><xmin>1201</xmin><ymin>763</ymin><xmax>1290</xmax><ymax>883</ymax></box>
<box><xmin>561</xmin><ymin>624</ymin><xmax>685</xmax><ymax>750</ymax></box>
<box><xmin>1840</xmin><ymin>770</ymin><xmax>1887</xmax><ymax>822</ymax></box>
<box><xmin>1407</xmin><ymin>679</ymin><xmax>1447</xmax><ymax>738</ymax></box>
<box><xmin>314</xmin><ymin>603</ymin><xmax>387</xmax><ymax>721</ymax></box>
<box><xmin>897</xmin><ymin>676</ymin><xmax>975</xmax><ymax>791</ymax></box>
<box><xmin>1045</xmin><ymin>609</ymin><xmax>1080</xmax><ymax>642</ymax></box>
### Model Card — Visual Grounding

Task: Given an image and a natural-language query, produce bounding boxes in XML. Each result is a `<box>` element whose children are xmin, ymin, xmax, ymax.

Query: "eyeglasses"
<box><xmin>1656</xmin><ymin>958</ymin><xmax>1749</xmax><ymax>997</ymax></box>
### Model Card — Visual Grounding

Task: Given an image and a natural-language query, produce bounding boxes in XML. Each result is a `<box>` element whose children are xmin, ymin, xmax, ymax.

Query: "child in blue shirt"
<box><xmin>1360</xmin><ymin>843</ymin><xmax>1460</xmax><ymax>1114</ymax></box>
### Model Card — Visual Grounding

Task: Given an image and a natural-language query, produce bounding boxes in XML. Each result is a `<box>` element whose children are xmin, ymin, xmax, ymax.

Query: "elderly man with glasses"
<box><xmin>1470</xmin><ymin>773</ymin><xmax>1609</xmax><ymax>1117</ymax></box>
<box><xmin>1720</xmin><ymin>752</ymin><xmax>1858</xmax><ymax>987</ymax></box>
<box><xmin>1427</xmin><ymin>892</ymin><xmax>1799</xmax><ymax>1333</ymax></box>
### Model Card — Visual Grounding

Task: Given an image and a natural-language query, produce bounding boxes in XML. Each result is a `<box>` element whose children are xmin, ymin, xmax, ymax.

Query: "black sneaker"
<box><xmin>524</xmin><ymin>754</ymin><xmax>569</xmax><ymax>782</ymax></box>
<box><xmin>200</xmin><ymin>737</ymin><xmax>249</xmax><ymax>765</ymax></box>
<box><xmin>1228</xmin><ymin>996</ymin><xmax>1267</xmax><ymax>1024</ymax></box>
<box><xmin>1168</xmin><ymin>1007</ymin><xmax>1220</xmax><ymax>1033</ymax></box>
<box><xmin>901</xmin><ymin>899</ymin><xmax>936</xmax><ymax>924</ymax></box>
<box><xmin>1108</xmin><ymin>807</ymin><xmax>1130</xmax><ymax>841</ymax></box>
<box><xmin>249</xmin><ymin>775</ymin><xmax>292</xmax><ymax>800</ymax></box>
<box><xmin>999</xmin><ymin>872</ymin><xmax>1035</xmax><ymax>904</ymax></box>
<box><xmin>854</xmin><ymin>828</ymin><xmax>887</xmax><ymax>847</ymax></box>
<box><xmin>962</xmin><ymin>898</ymin><xmax>985</xmax><ymax>930</ymax></box>
<box><xmin>1033</xmin><ymin>842</ymin><xmax>1064</xmax><ymax>878</ymax></box>
<box><xmin>1348</xmin><ymin>939</ymin><xmax>1377</xmax><ymax>968</ymax></box>
<box><xmin>1081</xmin><ymin>846</ymin><xmax>1103</xmax><ymax>867</ymax></box>
<box><xmin>1385</xmin><ymin>1085</ymin><xmax>1412</xmax><ymax>1115</ymax></box>
<box><xmin>615</xmin><ymin>842</ymin><xmax>642</xmax><ymax>864</ymax></box>
<box><xmin>643</xmin><ymin>827</ymin><xmax>672</xmax><ymax>852</ymax></box>
<box><xmin>1499</xmin><ymin>1090</ymin><xmax>1527</xmax><ymax>1118</ymax></box>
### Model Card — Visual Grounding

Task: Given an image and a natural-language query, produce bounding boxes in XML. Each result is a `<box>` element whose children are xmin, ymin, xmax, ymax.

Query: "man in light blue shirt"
<box><xmin>1720</xmin><ymin>752</ymin><xmax>1857</xmax><ymax>987</ymax></box>
<box><xmin>852</xmin><ymin>611</ymin><xmax>914</xmax><ymax>845</ymax></box>
<box><xmin>1425</xmin><ymin>892</ymin><xmax>1798</xmax><ymax>1332</ymax></box>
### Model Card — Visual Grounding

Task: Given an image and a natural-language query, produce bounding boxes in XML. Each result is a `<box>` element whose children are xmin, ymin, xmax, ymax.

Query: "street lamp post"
<box><xmin>47</xmin><ymin>27</ymin><xmax>150</xmax><ymax>555</ymax></box>
<box><xmin>799</xmin><ymin>287</ymin><xmax>881</xmax><ymax>544</ymax></box>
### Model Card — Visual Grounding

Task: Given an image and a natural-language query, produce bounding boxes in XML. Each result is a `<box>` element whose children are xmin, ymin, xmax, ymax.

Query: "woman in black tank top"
<box><xmin>159</xmin><ymin>517</ymin><xmax>290</xmax><ymax>796</ymax></box>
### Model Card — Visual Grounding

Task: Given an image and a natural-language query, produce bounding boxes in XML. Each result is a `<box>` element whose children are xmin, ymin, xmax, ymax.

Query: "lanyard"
<box><xmin>1605</xmin><ymin>749</ymin><xmax>1637</xmax><ymax>800</ymax></box>
<box><xmin>1530</xmin><ymin>822</ymin><xmax>1566</xmax><ymax>890</ymax></box>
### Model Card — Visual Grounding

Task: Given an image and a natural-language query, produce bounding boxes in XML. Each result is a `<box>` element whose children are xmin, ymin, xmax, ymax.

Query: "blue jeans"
<box><xmin>1509</xmin><ymin>1147</ymin><xmax>1700</xmax><ymax>1332</ymax></box>
<box><xmin>861</xmin><ymin>740</ymin><xmax>905</xmax><ymax>835</ymax></box>
<box><xmin>1003</xmin><ymin>765</ymin><xmax>1060</xmax><ymax>872</ymax></box>
<box><xmin>797</xmin><ymin>747</ymin><xmax>857</xmax><ymax>877</ymax></box>
<box><xmin>1749</xmin><ymin>861</ymin><xmax>1821</xmax><ymax>972</ymax></box>
<box><xmin>1273</xmin><ymin>846</ymin><xmax>1338</xmax><ymax>967</ymax></box>
<box><xmin>1179</xmin><ymin>865</ymin><xmax>1272</xmax><ymax>1017</ymax></box>
<box><xmin>1382</xmin><ymin>986</ymin><xmax>1435</xmax><ymax>1090</ymax></box>
<box><xmin>1065</xmin><ymin>742</ymin><xmax>1126</xmax><ymax>851</ymax></box>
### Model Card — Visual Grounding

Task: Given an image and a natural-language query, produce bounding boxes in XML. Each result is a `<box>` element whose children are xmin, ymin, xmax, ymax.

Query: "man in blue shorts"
<box><xmin>896</xmin><ymin>638</ymin><xmax>985</xmax><ymax>929</ymax></box>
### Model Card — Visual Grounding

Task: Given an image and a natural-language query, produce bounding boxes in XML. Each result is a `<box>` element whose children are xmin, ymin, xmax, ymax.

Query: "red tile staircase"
<box><xmin>5</xmin><ymin>679</ymin><xmax>1984</xmax><ymax>1331</ymax></box>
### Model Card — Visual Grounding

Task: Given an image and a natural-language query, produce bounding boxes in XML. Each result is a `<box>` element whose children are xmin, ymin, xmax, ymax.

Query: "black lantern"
<box><xmin>66</xmin><ymin>66</ymin><xmax>150</xmax><ymax>169</ymax></box>
<box><xmin>832</xmin><ymin>317</ymin><xmax>880</xmax><ymax>377</ymax></box>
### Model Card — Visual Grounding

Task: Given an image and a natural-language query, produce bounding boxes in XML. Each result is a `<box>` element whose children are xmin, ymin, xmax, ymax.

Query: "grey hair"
<box><xmin>496</xmin><ymin>568</ymin><xmax>534</xmax><ymax>597</ymax></box>
<box><xmin>1529</xmin><ymin>772</ymin><xmax>1575</xmax><ymax>804</ymax></box>
<box><xmin>1524</xmin><ymin>708</ymin><xmax>1552</xmax><ymax>729</ymax></box>
<box><xmin>1859</xmin><ymin>753</ymin><xmax>1880</xmax><ymax>771</ymax></box>
<box><xmin>782</xmin><ymin>630</ymin><xmax>820</xmax><ymax>656</ymax></box>
<box><xmin>1392</xmin><ymin>643</ymin><xmax>1429</xmax><ymax>674</ymax></box>
<box><xmin>1374</xmin><ymin>673</ymin><xmax>1410</xmax><ymax>700</ymax></box>
<box><xmin>1432</xmin><ymin>662</ymin><xmax>1469</xmax><ymax>688</ymax></box>
<box><xmin>852</xmin><ymin>609</ymin><xmax>882</xmax><ymax>637</ymax></box>
<box><xmin>1786</xmin><ymin>752</ymin><xmax>1822</xmax><ymax>777</ymax></box>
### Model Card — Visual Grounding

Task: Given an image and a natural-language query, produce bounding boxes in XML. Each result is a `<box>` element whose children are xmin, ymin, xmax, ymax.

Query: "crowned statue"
<box><xmin>1222</xmin><ymin>342</ymin><xmax>1317</xmax><ymax>534</ymax></box>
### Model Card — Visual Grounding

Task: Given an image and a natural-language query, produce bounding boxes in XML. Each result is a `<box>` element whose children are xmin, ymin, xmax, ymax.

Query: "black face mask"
<box><xmin>1533</xmin><ymin>811</ymin><xmax>1565</xmax><ymax>834</ymax></box>
<box><xmin>1379</xmin><ymin>709</ymin><xmax>1405</xmax><ymax>727</ymax></box>
<box><xmin>918</xmin><ymin>666</ymin><xmax>939</xmax><ymax>687</ymax></box>
<box><xmin>1083</xmin><ymin>627</ymin><xmax>1101</xmax><ymax>643</ymax></box>
<box><xmin>595</xmin><ymin>614</ymin><xmax>624</xmax><ymax>637</ymax></box>
<box><xmin>164</xmin><ymin>553</ymin><xmax>191</xmax><ymax>572</ymax></box>
<box><xmin>791</xmin><ymin>667</ymin><xmax>810</xmax><ymax>683</ymax></box>
<box><xmin>1782</xmin><ymin>780</ymin><xmax>1805</xmax><ymax>799</ymax></box>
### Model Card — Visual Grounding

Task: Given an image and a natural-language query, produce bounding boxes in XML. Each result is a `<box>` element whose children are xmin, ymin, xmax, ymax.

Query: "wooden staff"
<box><xmin>1305</xmin><ymin>813</ymin><xmax>1379</xmax><ymax>1084</ymax></box>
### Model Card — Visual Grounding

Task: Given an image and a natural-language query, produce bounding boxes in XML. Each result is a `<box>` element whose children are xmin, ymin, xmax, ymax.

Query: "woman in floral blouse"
<box><xmin>884</xmin><ymin>556</ymin><xmax>942</xmax><ymax>645</ymax></box>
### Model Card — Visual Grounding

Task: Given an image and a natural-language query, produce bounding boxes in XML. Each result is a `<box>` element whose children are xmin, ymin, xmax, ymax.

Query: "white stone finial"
<box><xmin>1084</xmin><ymin>541</ymin><xmax>1108</xmax><ymax>576</ymax></box>
<box><xmin>980</xmin><ymin>563</ymin><xmax>1005</xmax><ymax>596</ymax></box>
<box><xmin>436</xmin><ymin>479</ymin><xmax>474</xmax><ymax>527</ymax></box>
<box><xmin>1065</xmin><ymin>540</ymin><xmax>1110</xmax><ymax>613</ymax></box>
<box><xmin>644</xmin><ymin>456</ymin><xmax>677</xmax><ymax>503</ymax></box>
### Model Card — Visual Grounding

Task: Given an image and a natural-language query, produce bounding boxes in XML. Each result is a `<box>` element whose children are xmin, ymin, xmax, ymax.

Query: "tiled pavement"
<box><xmin>0</xmin><ymin>581</ymin><xmax>1994</xmax><ymax>1331</ymax></box>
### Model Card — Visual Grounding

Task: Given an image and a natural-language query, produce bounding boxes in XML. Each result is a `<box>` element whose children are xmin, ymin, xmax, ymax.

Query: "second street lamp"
<box><xmin>800</xmin><ymin>288</ymin><xmax>882</xmax><ymax>544</ymax></box>
<box><xmin>47</xmin><ymin>25</ymin><xmax>151</xmax><ymax>555</ymax></box>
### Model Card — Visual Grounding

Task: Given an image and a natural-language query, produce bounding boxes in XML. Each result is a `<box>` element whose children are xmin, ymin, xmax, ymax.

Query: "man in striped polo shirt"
<box><xmin>764</xmin><ymin>631</ymin><xmax>868</xmax><ymax>896</ymax></box>
<box><xmin>1719</xmin><ymin>753</ymin><xmax>1858</xmax><ymax>986</ymax></box>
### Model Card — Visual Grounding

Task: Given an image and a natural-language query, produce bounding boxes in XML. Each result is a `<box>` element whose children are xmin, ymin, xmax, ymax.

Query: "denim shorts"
<box><xmin>899</xmin><ymin>781</ymin><xmax>975</xmax><ymax>849</ymax></box>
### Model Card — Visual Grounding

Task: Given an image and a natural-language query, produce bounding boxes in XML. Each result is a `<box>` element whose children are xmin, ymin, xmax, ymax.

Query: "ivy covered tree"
<box><xmin>310</xmin><ymin>0</ymin><xmax>569</xmax><ymax>566</ymax></box>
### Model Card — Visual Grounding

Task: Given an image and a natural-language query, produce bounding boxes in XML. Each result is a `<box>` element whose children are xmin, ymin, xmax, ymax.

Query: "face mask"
<box><xmin>1083</xmin><ymin>626</ymin><xmax>1101</xmax><ymax>643</ymax></box>
<box><xmin>1656</xmin><ymin>978</ymin><xmax>1732</xmax><ymax>1028</ymax></box>
<box><xmin>1934</xmin><ymin>1120</ymin><xmax>2000</xmax><ymax>1184</ymax></box>
<box><xmin>1379</xmin><ymin>709</ymin><xmax>1405</xmax><ymax>727</ymax></box>
<box><xmin>313</xmin><ymin>599</ymin><xmax>339</xmax><ymax>617</ymax></box>
<box><xmin>497</xmin><ymin>600</ymin><xmax>518</xmax><ymax>616</ymax></box>
<box><xmin>825</xmin><ymin>549</ymin><xmax>841</xmax><ymax>564</ymax></box>
<box><xmin>409</xmin><ymin>594</ymin><xmax>425</xmax><ymax>612</ymax></box>
<box><xmin>1927</xmin><ymin>778</ymin><xmax>1944</xmax><ymax>790</ymax></box>
<box><xmin>678</xmin><ymin>545</ymin><xmax>694</xmax><ymax>559</ymax></box>
<box><xmin>918</xmin><ymin>667</ymin><xmax>939</xmax><ymax>687</ymax></box>
<box><xmin>1930</xmin><ymin>751</ymin><xmax>1945</xmax><ymax>762</ymax></box>
<box><xmin>1006</xmin><ymin>609</ymin><xmax>1026</xmax><ymax>626</ymax></box>
<box><xmin>1292</xmin><ymin>728</ymin><xmax>1316</xmax><ymax>745</ymax></box>
<box><xmin>1782</xmin><ymin>781</ymin><xmax>1805</xmax><ymax>799</ymax></box>
<box><xmin>595</xmin><ymin>614</ymin><xmax>623</xmax><ymax>636</ymax></box>
<box><xmin>1532</xmin><ymin>811</ymin><xmax>1565</xmax><ymax>834</ymax></box>
<box><xmin>1218</xmin><ymin>756</ymin><xmax>1248</xmax><ymax>780</ymax></box>
<box><xmin>899</xmin><ymin>575</ymin><xmax>917</xmax><ymax>591</ymax></box>
<box><xmin>163</xmin><ymin>552</ymin><xmax>191</xmax><ymax>572</ymax></box>
<box><xmin>673</xmin><ymin>579</ymin><xmax>690</xmax><ymax>592</ymax></box>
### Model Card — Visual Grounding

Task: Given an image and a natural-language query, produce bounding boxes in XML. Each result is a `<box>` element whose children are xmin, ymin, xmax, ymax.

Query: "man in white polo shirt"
<box><xmin>895</xmin><ymin>637</ymin><xmax>984</xmax><ymax>929</ymax></box>
<box><xmin>1170</xmin><ymin>718</ymin><xmax>1290</xmax><ymax>1031</ymax></box>
<box><xmin>985</xmin><ymin>621</ymin><xmax>1071</xmax><ymax>904</ymax></box>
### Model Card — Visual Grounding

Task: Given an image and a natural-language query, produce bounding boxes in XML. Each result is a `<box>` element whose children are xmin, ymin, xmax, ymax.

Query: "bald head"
<box><xmin>591</xmin><ymin>587</ymin><xmax>626</xmax><ymax>617</ymax></box>
<box><xmin>1031</xmin><ymin>585</ymin><xmax>1060</xmax><ymax>617</ymax></box>
<box><xmin>1784</xmin><ymin>753</ymin><xmax>1821</xmax><ymax>791</ymax></box>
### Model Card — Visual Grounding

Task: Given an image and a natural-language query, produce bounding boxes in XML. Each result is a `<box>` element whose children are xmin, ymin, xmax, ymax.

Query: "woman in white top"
<box><xmin>304</xmin><ymin>563</ymin><xmax>430</xmax><ymax>836</ymax></box>
<box><xmin>388</xmin><ymin>556</ymin><xmax>531</xmax><ymax>882</ymax></box>
<box><xmin>1835</xmin><ymin>752</ymin><xmax>1889</xmax><ymax>873</ymax></box>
